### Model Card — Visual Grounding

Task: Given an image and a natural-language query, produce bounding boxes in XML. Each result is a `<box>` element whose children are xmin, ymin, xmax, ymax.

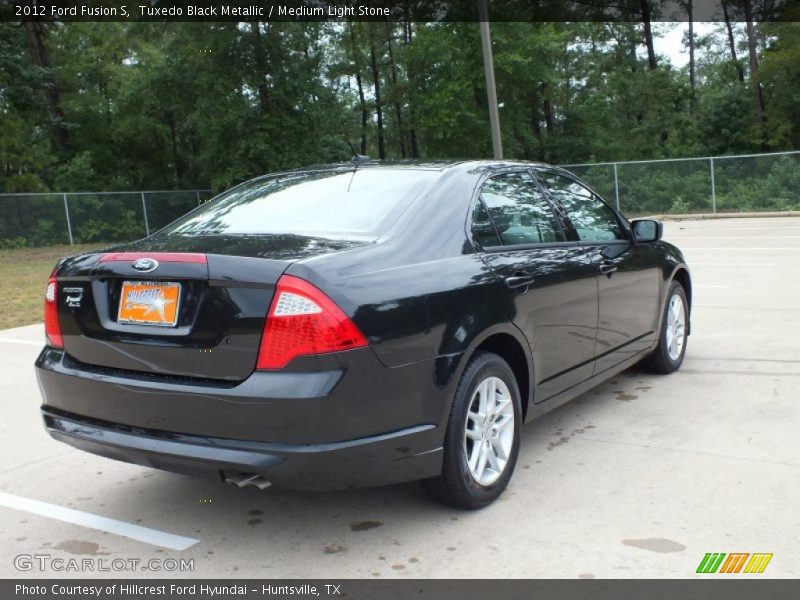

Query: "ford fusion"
<box><xmin>36</xmin><ymin>161</ymin><xmax>691</xmax><ymax>508</ymax></box>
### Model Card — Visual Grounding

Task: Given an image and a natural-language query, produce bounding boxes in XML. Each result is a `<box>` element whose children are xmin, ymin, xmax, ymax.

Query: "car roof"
<box><xmin>253</xmin><ymin>159</ymin><xmax>556</xmax><ymax>179</ymax></box>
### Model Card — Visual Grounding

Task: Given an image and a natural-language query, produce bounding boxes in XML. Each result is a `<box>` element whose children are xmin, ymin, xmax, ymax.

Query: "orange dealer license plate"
<box><xmin>117</xmin><ymin>281</ymin><xmax>181</xmax><ymax>327</ymax></box>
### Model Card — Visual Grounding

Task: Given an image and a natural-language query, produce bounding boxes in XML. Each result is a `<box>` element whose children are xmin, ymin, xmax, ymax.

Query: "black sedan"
<box><xmin>36</xmin><ymin>161</ymin><xmax>691</xmax><ymax>509</ymax></box>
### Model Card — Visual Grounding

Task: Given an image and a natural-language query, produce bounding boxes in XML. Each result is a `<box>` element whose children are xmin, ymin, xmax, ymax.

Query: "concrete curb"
<box><xmin>654</xmin><ymin>211</ymin><xmax>800</xmax><ymax>221</ymax></box>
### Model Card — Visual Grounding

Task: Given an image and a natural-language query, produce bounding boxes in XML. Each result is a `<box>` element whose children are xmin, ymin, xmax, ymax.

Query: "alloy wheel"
<box><xmin>665</xmin><ymin>293</ymin><xmax>686</xmax><ymax>362</ymax></box>
<box><xmin>464</xmin><ymin>376</ymin><xmax>515</xmax><ymax>486</ymax></box>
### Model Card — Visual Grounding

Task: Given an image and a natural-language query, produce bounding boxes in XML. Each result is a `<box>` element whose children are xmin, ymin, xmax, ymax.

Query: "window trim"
<box><xmin>479</xmin><ymin>239</ymin><xmax>583</xmax><ymax>254</ymax></box>
<box><xmin>533</xmin><ymin>167</ymin><xmax>633</xmax><ymax>246</ymax></box>
<box><xmin>467</xmin><ymin>168</ymin><xmax>570</xmax><ymax>253</ymax></box>
<box><xmin>471</xmin><ymin>196</ymin><xmax>504</xmax><ymax>249</ymax></box>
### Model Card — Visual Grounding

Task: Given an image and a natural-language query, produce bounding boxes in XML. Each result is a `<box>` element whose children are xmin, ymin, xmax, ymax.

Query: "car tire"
<box><xmin>421</xmin><ymin>351</ymin><xmax>522</xmax><ymax>510</ymax></box>
<box><xmin>640</xmin><ymin>280</ymin><xmax>689</xmax><ymax>374</ymax></box>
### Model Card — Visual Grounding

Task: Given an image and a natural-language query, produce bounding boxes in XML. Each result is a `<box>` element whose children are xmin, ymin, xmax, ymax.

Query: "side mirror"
<box><xmin>631</xmin><ymin>219</ymin><xmax>663</xmax><ymax>243</ymax></box>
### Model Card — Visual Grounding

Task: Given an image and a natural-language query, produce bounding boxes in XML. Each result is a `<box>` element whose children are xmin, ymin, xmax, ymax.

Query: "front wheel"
<box><xmin>421</xmin><ymin>351</ymin><xmax>522</xmax><ymax>509</ymax></box>
<box><xmin>640</xmin><ymin>280</ymin><xmax>689</xmax><ymax>374</ymax></box>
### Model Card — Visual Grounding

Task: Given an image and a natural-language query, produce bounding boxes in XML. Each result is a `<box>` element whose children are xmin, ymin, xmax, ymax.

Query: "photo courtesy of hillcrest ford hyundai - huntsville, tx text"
<box><xmin>35</xmin><ymin>160</ymin><xmax>691</xmax><ymax>509</ymax></box>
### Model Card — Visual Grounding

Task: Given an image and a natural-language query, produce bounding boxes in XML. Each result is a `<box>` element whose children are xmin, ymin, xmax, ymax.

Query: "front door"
<box><xmin>537</xmin><ymin>169</ymin><xmax>662</xmax><ymax>374</ymax></box>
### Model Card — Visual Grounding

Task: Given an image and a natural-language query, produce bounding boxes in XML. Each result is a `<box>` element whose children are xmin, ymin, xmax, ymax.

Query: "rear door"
<box><xmin>536</xmin><ymin>169</ymin><xmax>662</xmax><ymax>374</ymax></box>
<box><xmin>471</xmin><ymin>170</ymin><xmax>599</xmax><ymax>402</ymax></box>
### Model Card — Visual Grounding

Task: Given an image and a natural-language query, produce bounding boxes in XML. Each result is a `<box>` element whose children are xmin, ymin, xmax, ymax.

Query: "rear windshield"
<box><xmin>161</xmin><ymin>168</ymin><xmax>437</xmax><ymax>239</ymax></box>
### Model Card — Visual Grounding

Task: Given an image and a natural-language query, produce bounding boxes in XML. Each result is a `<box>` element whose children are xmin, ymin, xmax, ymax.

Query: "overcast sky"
<box><xmin>653</xmin><ymin>21</ymin><xmax>720</xmax><ymax>67</ymax></box>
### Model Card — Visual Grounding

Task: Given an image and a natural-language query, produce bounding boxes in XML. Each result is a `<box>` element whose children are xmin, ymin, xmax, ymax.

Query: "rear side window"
<box><xmin>538</xmin><ymin>171</ymin><xmax>625</xmax><ymax>242</ymax></box>
<box><xmin>478</xmin><ymin>172</ymin><xmax>563</xmax><ymax>246</ymax></box>
<box><xmin>471</xmin><ymin>200</ymin><xmax>501</xmax><ymax>248</ymax></box>
<box><xmin>162</xmin><ymin>169</ymin><xmax>437</xmax><ymax>239</ymax></box>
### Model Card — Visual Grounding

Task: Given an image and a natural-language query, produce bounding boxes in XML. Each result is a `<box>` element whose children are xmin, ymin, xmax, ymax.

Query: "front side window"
<box><xmin>161</xmin><ymin>168</ymin><xmax>437</xmax><ymax>239</ymax></box>
<box><xmin>476</xmin><ymin>172</ymin><xmax>563</xmax><ymax>246</ymax></box>
<box><xmin>537</xmin><ymin>171</ymin><xmax>625</xmax><ymax>242</ymax></box>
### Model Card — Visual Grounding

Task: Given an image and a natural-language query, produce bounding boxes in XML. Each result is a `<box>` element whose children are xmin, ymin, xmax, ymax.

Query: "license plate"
<box><xmin>117</xmin><ymin>281</ymin><xmax>181</xmax><ymax>327</ymax></box>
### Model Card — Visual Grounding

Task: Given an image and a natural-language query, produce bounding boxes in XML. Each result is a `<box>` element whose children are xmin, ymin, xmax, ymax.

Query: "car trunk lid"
<box><xmin>53</xmin><ymin>235</ymin><xmax>369</xmax><ymax>381</ymax></box>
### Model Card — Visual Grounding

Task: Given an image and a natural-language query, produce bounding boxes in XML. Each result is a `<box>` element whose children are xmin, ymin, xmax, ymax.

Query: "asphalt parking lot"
<box><xmin>1</xmin><ymin>216</ymin><xmax>798</xmax><ymax>579</ymax></box>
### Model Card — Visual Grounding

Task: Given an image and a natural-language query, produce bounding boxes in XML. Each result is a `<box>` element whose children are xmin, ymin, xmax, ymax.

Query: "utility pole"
<box><xmin>478</xmin><ymin>0</ymin><xmax>503</xmax><ymax>159</ymax></box>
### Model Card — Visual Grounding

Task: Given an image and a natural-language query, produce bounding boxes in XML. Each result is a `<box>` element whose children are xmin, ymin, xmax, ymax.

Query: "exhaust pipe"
<box><xmin>224</xmin><ymin>472</ymin><xmax>272</xmax><ymax>490</ymax></box>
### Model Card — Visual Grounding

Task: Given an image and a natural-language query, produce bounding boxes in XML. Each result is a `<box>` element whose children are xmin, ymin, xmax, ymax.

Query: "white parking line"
<box><xmin>0</xmin><ymin>338</ymin><xmax>42</xmax><ymax>347</ymax></box>
<box><xmin>0</xmin><ymin>491</ymin><xmax>199</xmax><ymax>551</ymax></box>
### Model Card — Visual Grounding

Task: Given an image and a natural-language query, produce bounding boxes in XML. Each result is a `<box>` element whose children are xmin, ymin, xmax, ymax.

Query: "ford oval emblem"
<box><xmin>132</xmin><ymin>257</ymin><xmax>158</xmax><ymax>273</ymax></box>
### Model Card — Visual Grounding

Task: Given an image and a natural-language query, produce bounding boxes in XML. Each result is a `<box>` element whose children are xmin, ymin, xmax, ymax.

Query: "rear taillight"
<box><xmin>44</xmin><ymin>275</ymin><xmax>63</xmax><ymax>348</ymax></box>
<box><xmin>256</xmin><ymin>275</ymin><xmax>367</xmax><ymax>370</ymax></box>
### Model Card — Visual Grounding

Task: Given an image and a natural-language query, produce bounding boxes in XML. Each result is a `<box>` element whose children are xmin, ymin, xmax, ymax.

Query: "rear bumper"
<box><xmin>42</xmin><ymin>408</ymin><xmax>441</xmax><ymax>490</ymax></box>
<box><xmin>35</xmin><ymin>347</ymin><xmax>447</xmax><ymax>490</ymax></box>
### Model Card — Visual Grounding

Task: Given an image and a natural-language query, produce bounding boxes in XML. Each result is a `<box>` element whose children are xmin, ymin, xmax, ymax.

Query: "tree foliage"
<box><xmin>1</xmin><ymin>19</ymin><xmax>799</xmax><ymax>195</ymax></box>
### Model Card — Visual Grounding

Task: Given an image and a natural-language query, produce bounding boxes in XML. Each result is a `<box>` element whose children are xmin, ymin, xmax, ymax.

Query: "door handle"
<box><xmin>599</xmin><ymin>262</ymin><xmax>618</xmax><ymax>277</ymax></box>
<box><xmin>505</xmin><ymin>274</ymin><xmax>535</xmax><ymax>289</ymax></box>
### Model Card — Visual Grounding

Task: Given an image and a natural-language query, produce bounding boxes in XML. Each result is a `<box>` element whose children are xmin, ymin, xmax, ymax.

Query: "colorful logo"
<box><xmin>697</xmin><ymin>553</ymin><xmax>773</xmax><ymax>574</ymax></box>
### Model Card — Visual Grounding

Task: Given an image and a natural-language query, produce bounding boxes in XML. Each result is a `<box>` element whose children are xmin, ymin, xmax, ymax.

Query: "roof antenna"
<box><xmin>335</xmin><ymin>112</ymin><xmax>370</xmax><ymax>190</ymax></box>
<box><xmin>346</xmin><ymin>156</ymin><xmax>366</xmax><ymax>191</ymax></box>
<box><xmin>336</xmin><ymin>112</ymin><xmax>364</xmax><ymax>166</ymax></box>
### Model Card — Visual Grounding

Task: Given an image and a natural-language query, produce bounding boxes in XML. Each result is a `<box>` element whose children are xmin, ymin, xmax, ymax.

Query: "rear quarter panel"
<box><xmin>286</xmin><ymin>167</ymin><xmax>515</xmax><ymax>390</ymax></box>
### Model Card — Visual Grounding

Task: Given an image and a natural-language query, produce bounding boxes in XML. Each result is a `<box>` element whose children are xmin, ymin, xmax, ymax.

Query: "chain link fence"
<box><xmin>0</xmin><ymin>190</ymin><xmax>212</xmax><ymax>248</ymax></box>
<box><xmin>2</xmin><ymin>152</ymin><xmax>799</xmax><ymax>248</ymax></box>
<box><xmin>560</xmin><ymin>151</ymin><xmax>800</xmax><ymax>217</ymax></box>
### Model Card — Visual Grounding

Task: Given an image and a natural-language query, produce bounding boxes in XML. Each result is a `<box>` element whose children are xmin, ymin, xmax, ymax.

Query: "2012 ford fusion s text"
<box><xmin>35</xmin><ymin>161</ymin><xmax>691</xmax><ymax>509</ymax></box>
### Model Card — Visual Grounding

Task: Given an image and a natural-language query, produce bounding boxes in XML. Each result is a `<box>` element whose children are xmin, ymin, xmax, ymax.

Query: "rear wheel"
<box><xmin>422</xmin><ymin>351</ymin><xmax>522</xmax><ymax>509</ymax></box>
<box><xmin>640</xmin><ymin>280</ymin><xmax>688</xmax><ymax>374</ymax></box>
